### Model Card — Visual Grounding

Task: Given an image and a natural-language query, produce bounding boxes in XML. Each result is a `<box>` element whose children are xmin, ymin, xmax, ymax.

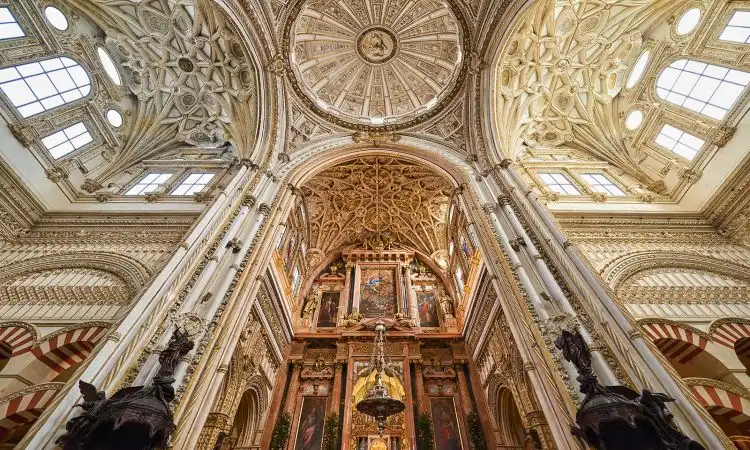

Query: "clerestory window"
<box><xmin>125</xmin><ymin>173</ymin><xmax>172</xmax><ymax>196</ymax></box>
<box><xmin>0</xmin><ymin>57</ymin><xmax>91</xmax><ymax>118</ymax></box>
<box><xmin>655</xmin><ymin>124</ymin><xmax>705</xmax><ymax>160</ymax></box>
<box><xmin>0</xmin><ymin>7</ymin><xmax>24</xmax><ymax>40</ymax></box>
<box><xmin>580</xmin><ymin>173</ymin><xmax>625</xmax><ymax>196</ymax></box>
<box><xmin>171</xmin><ymin>173</ymin><xmax>215</xmax><ymax>195</ymax></box>
<box><xmin>41</xmin><ymin>122</ymin><xmax>92</xmax><ymax>159</ymax></box>
<box><xmin>538</xmin><ymin>173</ymin><xmax>581</xmax><ymax>195</ymax></box>
<box><xmin>720</xmin><ymin>11</ymin><xmax>750</xmax><ymax>44</ymax></box>
<box><xmin>656</xmin><ymin>59</ymin><xmax>750</xmax><ymax>120</ymax></box>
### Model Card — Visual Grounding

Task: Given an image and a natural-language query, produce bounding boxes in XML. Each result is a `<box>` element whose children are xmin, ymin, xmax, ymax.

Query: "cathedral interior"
<box><xmin>1</xmin><ymin>0</ymin><xmax>750</xmax><ymax>448</ymax></box>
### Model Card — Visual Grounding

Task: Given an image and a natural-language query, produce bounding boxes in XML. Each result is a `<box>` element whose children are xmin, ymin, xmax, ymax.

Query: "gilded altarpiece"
<box><xmin>266</xmin><ymin>247</ymin><xmax>491</xmax><ymax>450</ymax></box>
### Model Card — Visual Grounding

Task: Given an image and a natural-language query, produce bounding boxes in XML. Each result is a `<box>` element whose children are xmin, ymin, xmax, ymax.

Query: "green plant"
<box><xmin>416</xmin><ymin>412</ymin><xmax>435</xmax><ymax>450</ymax></box>
<box><xmin>270</xmin><ymin>411</ymin><xmax>292</xmax><ymax>450</ymax></box>
<box><xmin>467</xmin><ymin>411</ymin><xmax>487</xmax><ymax>450</ymax></box>
<box><xmin>322</xmin><ymin>413</ymin><xmax>340</xmax><ymax>450</ymax></box>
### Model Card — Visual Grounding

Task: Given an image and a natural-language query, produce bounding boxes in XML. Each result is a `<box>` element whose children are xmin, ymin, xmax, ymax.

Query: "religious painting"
<box><xmin>294</xmin><ymin>396</ymin><xmax>327</xmax><ymax>450</ymax></box>
<box><xmin>317</xmin><ymin>291</ymin><xmax>340</xmax><ymax>327</ymax></box>
<box><xmin>417</xmin><ymin>291</ymin><xmax>439</xmax><ymax>327</ymax></box>
<box><xmin>460</xmin><ymin>233</ymin><xmax>472</xmax><ymax>260</ymax></box>
<box><xmin>430</xmin><ymin>397</ymin><xmax>462</xmax><ymax>450</ymax></box>
<box><xmin>359</xmin><ymin>267</ymin><xmax>397</xmax><ymax>318</ymax></box>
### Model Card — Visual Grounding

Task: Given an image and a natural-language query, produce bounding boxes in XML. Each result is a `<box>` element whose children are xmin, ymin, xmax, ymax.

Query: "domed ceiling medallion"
<box><xmin>286</xmin><ymin>0</ymin><xmax>467</xmax><ymax>130</ymax></box>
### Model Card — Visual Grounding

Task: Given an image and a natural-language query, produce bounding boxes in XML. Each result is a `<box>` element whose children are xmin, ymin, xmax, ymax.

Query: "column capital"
<box><xmin>497</xmin><ymin>195</ymin><xmax>512</xmax><ymax>207</ymax></box>
<box><xmin>258</xmin><ymin>203</ymin><xmax>272</xmax><ymax>215</ymax></box>
<box><xmin>241</xmin><ymin>194</ymin><xmax>256</xmax><ymax>207</ymax></box>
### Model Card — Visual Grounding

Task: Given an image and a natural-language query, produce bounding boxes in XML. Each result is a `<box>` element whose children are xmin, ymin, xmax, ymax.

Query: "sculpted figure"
<box><xmin>302</xmin><ymin>293</ymin><xmax>319</xmax><ymax>319</ymax></box>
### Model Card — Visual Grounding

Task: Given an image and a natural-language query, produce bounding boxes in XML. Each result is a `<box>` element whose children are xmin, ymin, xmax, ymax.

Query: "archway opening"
<box><xmin>653</xmin><ymin>338</ymin><xmax>737</xmax><ymax>383</ymax></box>
<box><xmin>228</xmin><ymin>389</ymin><xmax>260</xmax><ymax>449</ymax></box>
<box><xmin>0</xmin><ymin>342</ymin><xmax>12</xmax><ymax>371</ymax></box>
<box><xmin>735</xmin><ymin>337</ymin><xmax>750</xmax><ymax>374</ymax></box>
<box><xmin>496</xmin><ymin>388</ymin><xmax>525</xmax><ymax>447</ymax></box>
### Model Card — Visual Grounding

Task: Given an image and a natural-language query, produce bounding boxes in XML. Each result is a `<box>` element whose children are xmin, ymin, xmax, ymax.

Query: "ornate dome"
<box><xmin>287</xmin><ymin>0</ymin><xmax>465</xmax><ymax>129</ymax></box>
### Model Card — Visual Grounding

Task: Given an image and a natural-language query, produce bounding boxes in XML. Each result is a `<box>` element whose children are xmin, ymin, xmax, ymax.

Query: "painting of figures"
<box><xmin>417</xmin><ymin>291</ymin><xmax>439</xmax><ymax>327</ymax></box>
<box><xmin>294</xmin><ymin>397</ymin><xmax>327</xmax><ymax>450</ymax></box>
<box><xmin>431</xmin><ymin>397</ymin><xmax>462</xmax><ymax>450</ymax></box>
<box><xmin>317</xmin><ymin>291</ymin><xmax>340</xmax><ymax>327</ymax></box>
<box><xmin>359</xmin><ymin>267</ymin><xmax>397</xmax><ymax>318</ymax></box>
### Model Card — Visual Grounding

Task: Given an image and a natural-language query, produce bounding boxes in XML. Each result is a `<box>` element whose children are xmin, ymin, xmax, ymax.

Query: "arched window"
<box><xmin>656</xmin><ymin>59</ymin><xmax>750</xmax><ymax>120</ymax></box>
<box><xmin>0</xmin><ymin>57</ymin><xmax>91</xmax><ymax>118</ymax></box>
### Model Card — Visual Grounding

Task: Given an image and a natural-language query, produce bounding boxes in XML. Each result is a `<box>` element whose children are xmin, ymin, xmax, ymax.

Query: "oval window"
<box><xmin>626</xmin><ymin>51</ymin><xmax>650</xmax><ymax>88</ymax></box>
<box><xmin>106</xmin><ymin>109</ymin><xmax>123</xmax><ymax>127</ymax></box>
<box><xmin>97</xmin><ymin>47</ymin><xmax>121</xmax><ymax>85</ymax></box>
<box><xmin>676</xmin><ymin>8</ymin><xmax>701</xmax><ymax>35</ymax></box>
<box><xmin>44</xmin><ymin>6</ymin><xmax>68</xmax><ymax>31</ymax></box>
<box><xmin>625</xmin><ymin>110</ymin><xmax>644</xmax><ymax>130</ymax></box>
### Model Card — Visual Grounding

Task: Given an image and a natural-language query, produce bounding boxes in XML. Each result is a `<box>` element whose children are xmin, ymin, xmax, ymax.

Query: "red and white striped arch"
<box><xmin>690</xmin><ymin>384</ymin><xmax>750</xmax><ymax>434</ymax></box>
<box><xmin>640</xmin><ymin>321</ymin><xmax>708</xmax><ymax>364</ymax></box>
<box><xmin>0</xmin><ymin>385</ymin><xmax>61</xmax><ymax>440</ymax></box>
<box><xmin>0</xmin><ymin>324</ymin><xmax>36</xmax><ymax>357</ymax></box>
<box><xmin>711</xmin><ymin>321</ymin><xmax>750</xmax><ymax>359</ymax></box>
<box><xmin>30</xmin><ymin>325</ymin><xmax>108</xmax><ymax>376</ymax></box>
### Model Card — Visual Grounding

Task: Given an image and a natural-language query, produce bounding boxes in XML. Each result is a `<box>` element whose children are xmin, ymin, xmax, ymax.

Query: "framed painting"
<box><xmin>430</xmin><ymin>397</ymin><xmax>462</xmax><ymax>450</ymax></box>
<box><xmin>417</xmin><ymin>291</ymin><xmax>439</xmax><ymax>327</ymax></box>
<box><xmin>317</xmin><ymin>291</ymin><xmax>340</xmax><ymax>327</ymax></box>
<box><xmin>294</xmin><ymin>396</ymin><xmax>327</xmax><ymax>450</ymax></box>
<box><xmin>359</xmin><ymin>267</ymin><xmax>397</xmax><ymax>318</ymax></box>
<box><xmin>459</xmin><ymin>233</ymin><xmax>472</xmax><ymax>260</ymax></box>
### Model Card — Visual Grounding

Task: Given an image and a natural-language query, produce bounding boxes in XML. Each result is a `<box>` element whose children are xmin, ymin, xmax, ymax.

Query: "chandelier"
<box><xmin>355</xmin><ymin>322</ymin><xmax>405</xmax><ymax>435</ymax></box>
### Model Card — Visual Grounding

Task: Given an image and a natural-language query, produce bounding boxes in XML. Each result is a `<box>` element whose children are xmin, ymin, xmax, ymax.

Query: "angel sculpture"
<box><xmin>55</xmin><ymin>381</ymin><xmax>106</xmax><ymax>448</ymax></box>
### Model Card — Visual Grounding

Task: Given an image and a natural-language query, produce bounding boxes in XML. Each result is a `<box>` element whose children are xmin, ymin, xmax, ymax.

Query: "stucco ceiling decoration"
<box><xmin>70</xmin><ymin>0</ymin><xmax>260</xmax><ymax>184</ymax></box>
<box><xmin>286</xmin><ymin>0</ymin><xmax>467</xmax><ymax>130</ymax></box>
<box><xmin>300</xmin><ymin>156</ymin><xmax>452</xmax><ymax>255</ymax></box>
<box><xmin>491</xmin><ymin>0</ymin><xmax>665</xmax><ymax>185</ymax></box>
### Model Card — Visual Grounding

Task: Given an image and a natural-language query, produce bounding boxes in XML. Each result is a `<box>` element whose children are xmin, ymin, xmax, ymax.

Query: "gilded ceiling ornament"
<box><xmin>300</xmin><ymin>157</ymin><xmax>452</xmax><ymax>255</ymax></box>
<box><xmin>284</xmin><ymin>0</ymin><xmax>468</xmax><ymax>130</ymax></box>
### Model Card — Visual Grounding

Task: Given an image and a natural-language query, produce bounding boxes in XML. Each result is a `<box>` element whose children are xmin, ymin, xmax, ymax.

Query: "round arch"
<box><xmin>711</xmin><ymin>318</ymin><xmax>750</xmax><ymax>374</ymax></box>
<box><xmin>0</xmin><ymin>383</ymin><xmax>63</xmax><ymax>445</ymax></box>
<box><xmin>0</xmin><ymin>252</ymin><xmax>152</xmax><ymax>293</ymax></box>
<box><xmin>600</xmin><ymin>251</ymin><xmax>750</xmax><ymax>291</ymax></box>
<box><xmin>639</xmin><ymin>319</ymin><xmax>746</xmax><ymax>388</ymax></box>
<box><xmin>687</xmin><ymin>380</ymin><xmax>750</xmax><ymax>441</ymax></box>
<box><xmin>19</xmin><ymin>323</ymin><xmax>110</xmax><ymax>385</ymax></box>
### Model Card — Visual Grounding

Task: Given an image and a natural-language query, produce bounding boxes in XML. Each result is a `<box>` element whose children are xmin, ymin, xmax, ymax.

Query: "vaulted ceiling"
<box><xmin>299</xmin><ymin>156</ymin><xmax>453</xmax><ymax>256</ymax></box>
